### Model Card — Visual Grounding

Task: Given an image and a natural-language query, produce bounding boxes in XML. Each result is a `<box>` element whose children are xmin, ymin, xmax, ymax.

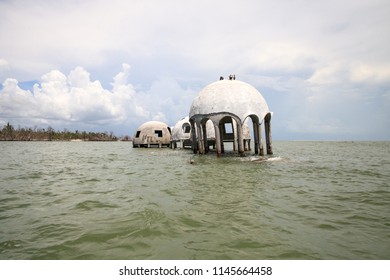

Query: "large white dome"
<box><xmin>189</xmin><ymin>80</ymin><xmax>270</xmax><ymax>123</ymax></box>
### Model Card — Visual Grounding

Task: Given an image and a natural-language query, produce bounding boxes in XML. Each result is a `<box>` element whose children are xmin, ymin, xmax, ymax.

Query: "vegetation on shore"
<box><xmin>0</xmin><ymin>122</ymin><xmax>131</xmax><ymax>141</ymax></box>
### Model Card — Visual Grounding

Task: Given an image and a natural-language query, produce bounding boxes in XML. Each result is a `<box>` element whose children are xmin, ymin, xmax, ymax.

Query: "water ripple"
<box><xmin>0</xmin><ymin>141</ymin><xmax>389</xmax><ymax>259</ymax></box>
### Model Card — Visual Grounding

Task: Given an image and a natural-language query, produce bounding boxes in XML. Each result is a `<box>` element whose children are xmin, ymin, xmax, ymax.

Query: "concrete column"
<box><xmin>265</xmin><ymin>116</ymin><xmax>273</xmax><ymax>155</ymax></box>
<box><xmin>253</xmin><ymin>121</ymin><xmax>259</xmax><ymax>155</ymax></box>
<box><xmin>232</xmin><ymin>119</ymin><xmax>237</xmax><ymax>151</ymax></box>
<box><xmin>219</xmin><ymin>123</ymin><xmax>225</xmax><ymax>153</ymax></box>
<box><xmin>196</xmin><ymin>121</ymin><xmax>205</xmax><ymax>154</ymax></box>
<box><xmin>190</xmin><ymin>119</ymin><xmax>198</xmax><ymax>154</ymax></box>
<box><xmin>259</xmin><ymin>123</ymin><xmax>264</xmax><ymax>156</ymax></box>
<box><xmin>237</xmin><ymin>122</ymin><xmax>245</xmax><ymax>156</ymax></box>
<box><xmin>202</xmin><ymin>122</ymin><xmax>208</xmax><ymax>153</ymax></box>
<box><xmin>214</xmin><ymin>122</ymin><xmax>222</xmax><ymax>156</ymax></box>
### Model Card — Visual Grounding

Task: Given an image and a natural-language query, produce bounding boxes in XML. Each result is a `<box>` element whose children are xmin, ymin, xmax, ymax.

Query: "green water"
<box><xmin>0</xmin><ymin>141</ymin><xmax>389</xmax><ymax>259</ymax></box>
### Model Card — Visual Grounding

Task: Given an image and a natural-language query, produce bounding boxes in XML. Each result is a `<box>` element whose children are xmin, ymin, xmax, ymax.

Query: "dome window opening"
<box><xmin>224</xmin><ymin>122</ymin><xmax>233</xmax><ymax>134</ymax></box>
<box><xmin>182</xmin><ymin>123</ymin><xmax>191</xmax><ymax>134</ymax></box>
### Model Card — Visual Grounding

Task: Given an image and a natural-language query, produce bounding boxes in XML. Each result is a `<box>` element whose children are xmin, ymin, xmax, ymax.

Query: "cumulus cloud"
<box><xmin>0</xmin><ymin>64</ymin><xmax>151</xmax><ymax>132</ymax></box>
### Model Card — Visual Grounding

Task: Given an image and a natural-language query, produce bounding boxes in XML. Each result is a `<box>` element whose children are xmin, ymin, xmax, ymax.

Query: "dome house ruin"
<box><xmin>189</xmin><ymin>78</ymin><xmax>273</xmax><ymax>156</ymax></box>
<box><xmin>133</xmin><ymin>121</ymin><xmax>171</xmax><ymax>148</ymax></box>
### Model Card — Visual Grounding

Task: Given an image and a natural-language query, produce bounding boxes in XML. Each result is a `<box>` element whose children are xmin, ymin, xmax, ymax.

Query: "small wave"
<box><xmin>0</xmin><ymin>239</ymin><xmax>25</xmax><ymax>250</ymax></box>
<box><xmin>317</xmin><ymin>223</ymin><xmax>338</xmax><ymax>230</ymax></box>
<box><xmin>74</xmin><ymin>200</ymin><xmax>118</xmax><ymax>210</ymax></box>
<box><xmin>266</xmin><ymin>156</ymin><xmax>284</xmax><ymax>162</ymax></box>
<box><xmin>246</xmin><ymin>156</ymin><xmax>285</xmax><ymax>163</ymax></box>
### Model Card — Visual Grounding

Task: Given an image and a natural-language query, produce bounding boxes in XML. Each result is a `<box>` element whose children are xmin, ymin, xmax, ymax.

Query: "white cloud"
<box><xmin>349</xmin><ymin>63</ymin><xmax>390</xmax><ymax>84</ymax></box>
<box><xmin>0</xmin><ymin>64</ymin><xmax>151</xmax><ymax>132</ymax></box>
<box><xmin>152</xmin><ymin>112</ymin><xmax>168</xmax><ymax>123</ymax></box>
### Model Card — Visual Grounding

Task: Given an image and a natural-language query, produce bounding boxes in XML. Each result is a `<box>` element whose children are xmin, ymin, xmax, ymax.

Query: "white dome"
<box><xmin>135</xmin><ymin>121</ymin><xmax>169</xmax><ymax>132</ymax></box>
<box><xmin>171</xmin><ymin>117</ymin><xmax>191</xmax><ymax>141</ymax></box>
<box><xmin>189</xmin><ymin>80</ymin><xmax>270</xmax><ymax>123</ymax></box>
<box><xmin>133</xmin><ymin>121</ymin><xmax>171</xmax><ymax>147</ymax></box>
<box><xmin>171</xmin><ymin>117</ymin><xmax>215</xmax><ymax>141</ymax></box>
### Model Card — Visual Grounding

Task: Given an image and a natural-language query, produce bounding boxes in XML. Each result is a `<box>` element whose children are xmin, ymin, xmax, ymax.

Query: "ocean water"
<box><xmin>0</xmin><ymin>141</ymin><xmax>389</xmax><ymax>260</ymax></box>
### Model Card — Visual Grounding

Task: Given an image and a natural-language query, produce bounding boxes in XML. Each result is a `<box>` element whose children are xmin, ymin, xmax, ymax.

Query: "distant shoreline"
<box><xmin>0</xmin><ymin>122</ymin><xmax>132</xmax><ymax>142</ymax></box>
<box><xmin>0</xmin><ymin>139</ymin><xmax>131</xmax><ymax>142</ymax></box>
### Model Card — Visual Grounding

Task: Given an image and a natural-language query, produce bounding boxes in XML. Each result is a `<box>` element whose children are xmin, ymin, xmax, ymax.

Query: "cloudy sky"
<box><xmin>1</xmin><ymin>0</ymin><xmax>389</xmax><ymax>140</ymax></box>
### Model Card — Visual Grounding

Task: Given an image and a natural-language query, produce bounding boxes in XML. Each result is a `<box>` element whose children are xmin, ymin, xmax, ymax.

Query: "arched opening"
<box><xmin>182</xmin><ymin>123</ymin><xmax>191</xmax><ymax>134</ymax></box>
<box><xmin>190</xmin><ymin>117</ymin><xmax>215</xmax><ymax>154</ymax></box>
<box><xmin>244</xmin><ymin>114</ymin><xmax>263</xmax><ymax>155</ymax></box>
<box><xmin>219</xmin><ymin>116</ymin><xmax>234</xmax><ymax>152</ymax></box>
<box><xmin>217</xmin><ymin>115</ymin><xmax>244</xmax><ymax>155</ymax></box>
<box><xmin>198</xmin><ymin>118</ymin><xmax>215</xmax><ymax>154</ymax></box>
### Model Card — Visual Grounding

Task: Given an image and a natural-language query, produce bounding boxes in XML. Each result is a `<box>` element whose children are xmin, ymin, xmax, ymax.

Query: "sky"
<box><xmin>0</xmin><ymin>0</ymin><xmax>389</xmax><ymax>140</ymax></box>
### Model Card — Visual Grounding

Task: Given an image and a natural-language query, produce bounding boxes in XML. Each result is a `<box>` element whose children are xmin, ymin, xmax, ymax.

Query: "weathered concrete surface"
<box><xmin>189</xmin><ymin>80</ymin><xmax>270</xmax><ymax>123</ymax></box>
<box><xmin>133</xmin><ymin>121</ymin><xmax>171</xmax><ymax>148</ymax></box>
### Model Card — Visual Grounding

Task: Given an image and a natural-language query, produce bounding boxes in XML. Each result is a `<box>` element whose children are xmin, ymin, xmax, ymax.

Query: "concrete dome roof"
<box><xmin>189</xmin><ymin>80</ymin><xmax>270</xmax><ymax>123</ymax></box>
<box><xmin>136</xmin><ymin>120</ymin><xmax>170</xmax><ymax>132</ymax></box>
<box><xmin>171</xmin><ymin>117</ymin><xmax>191</xmax><ymax>141</ymax></box>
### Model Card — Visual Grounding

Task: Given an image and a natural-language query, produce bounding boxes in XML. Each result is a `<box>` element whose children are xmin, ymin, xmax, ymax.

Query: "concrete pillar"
<box><xmin>219</xmin><ymin>123</ymin><xmax>225</xmax><ymax>153</ymax></box>
<box><xmin>265</xmin><ymin>116</ymin><xmax>273</xmax><ymax>155</ymax></box>
<box><xmin>237</xmin><ymin>122</ymin><xmax>245</xmax><ymax>156</ymax></box>
<box><xmin>214</xmin><ymin>122</ymin><xmax>222</xmax><ymax>156</ymax></box>
<box><xmin>202</xmin><ymin>122</ymin><xmax>208</xmax><ymax>153</ymax></box>
<box><xmin>259</xmin><ymin>123</ymin><xmax>264</xmax><ymax>156</ymax></box>
<box><xmin>232</xmin><ymin>119</ymin><xmax>237</xmax><ymax>151</ymax></box>
<box><xmin>190</xmin><ymin>119</ymin><xmax>198</xmax><ymax>154</ymax></box>
<box><xmin>196</xmin><ymin>121</ymin><xmax>205</xmax><ymax>154</ymax></box>
<box><xmin>254</xmin><ymin>121</ymin><xmax>259</xmax><ymax>155</ymax></box>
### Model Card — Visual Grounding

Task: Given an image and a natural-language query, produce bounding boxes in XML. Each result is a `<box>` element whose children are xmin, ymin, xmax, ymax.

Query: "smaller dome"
<box><xmin>171</xmin><ymin>117</ymin><xmax>216</xmax><ymax>142</ymax></box>
<box><xmin>133</xmin><ymin>121</ymin><xmax>171</xmax><ymax>148</ymax></box>
<box><xmin>171</xmin><ymin>117</ymin><xmax>191</xmax><ymax>141</ymax></box>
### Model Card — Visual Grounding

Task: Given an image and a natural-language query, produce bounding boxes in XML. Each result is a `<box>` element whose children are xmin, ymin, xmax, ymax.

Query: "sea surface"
<box><xmin>0</xmin><ymin>141</ymin><xmax>389</xmax><ymax>260</ymax></box>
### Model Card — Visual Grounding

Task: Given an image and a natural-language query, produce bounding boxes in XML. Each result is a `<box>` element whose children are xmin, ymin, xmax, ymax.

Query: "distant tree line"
<box><xmin>0</xmin><ymin>122</ymin><xmax>130</xmax><ymax>141</ymax></box>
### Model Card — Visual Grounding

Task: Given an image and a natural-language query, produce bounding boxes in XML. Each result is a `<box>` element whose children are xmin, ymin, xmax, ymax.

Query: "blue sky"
<box><xmin>1</xmin><ymin>0</ymin><xmax>389</xmax><ymax>140</ymax></box>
